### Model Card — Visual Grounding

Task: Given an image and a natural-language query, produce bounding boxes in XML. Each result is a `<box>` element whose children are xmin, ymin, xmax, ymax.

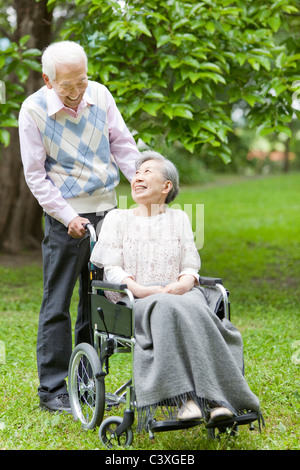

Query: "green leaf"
<box><xmin>276</xmin><ymin>125</ymin><xmax>292</xmax><ymax>137</ymax></box>
<box><xmin>268</xmin><ymin>16</ymin><xmax>281</xmax><ymax>32</ymax></box>
<box><xmin>270</xmin><ymin>82</ymin><xmax>287</xmax><ymax>96</ymax></box>
<box><xmin>243</xmin><ymin>94</ymin><xmax>265</xmax><ymax>106</ymax></box>
<box><xmin>127</xmin><ymin>99</ymin><xmax>142</xmax><ymax>117</ymax></box>
<box><xmin>185</xmin><ymin>72</ymin><xmax>226</xmax><ymax>85</ymax></box>
<box><xmin>286</xmin><ymin>53</ymin><xmax>300</xmax><ymax>64</ymax></box>
<box><xmin>191</xmin><ymin>83</ymin><xmax>203</xmax><ymax>99</ymax></box>
<box><xmin>197</xmin><ymin>62</ymin><xmax>223</xmax><ymax>73</ymax></box>
<box><xmin>144</xmin><ymin>91</ymin><xmax>165</xmax><ymax>101</ymax></box>
<box><xmin>131</xmin><ymin>20</ymin><xmax>152</xmax><ymax>38</ymax></box>
<box><xmin>0</xmin><ymin>129</ymin><xmax>11</xmax><ymax>146</ymax></box>
<box><xmin>142</xmin><ymin>102</ymin><xmax>163</xmax><ymax>116</ymax></box>
<box><xmin>22</xmin><ymin>59</ymin><xmax>42</xmax><ymax>72</ymax></box>
<box><xmin>247</xmin><ymin>58</ymin><xmax>260</xmax><ymax>71</ymax></box>
<box><xmin>260</xmin><ymin>126</ymin><xmax>276</xmax><ymax>136</ymax></box>
<box><xmin>162</xmin><ymin>104</ymin><xmax>174</xmax><ymax>119</ymax></box>
<box><xmin>275</xmin><ymin>52</ymin><xmax>286</xmax><ymax>68</ymax></box>
<box><xmin>14</xmin><ymin>65</ymin><xmax>30</xmax><ymax>83</ymax></box>
<box><xmin>183</xmin><ymin>140</ymin><xmax>196</xmax><ymax>153</ymax></box>
<box><xmin>218</xmin><ymin>150</ymin><xmax>232</xmax><ymax>164</ymax></box>
<box><xmin>182</xmin><ymin>57</ymin><xmax>201</xmax><ymax>68</ymax></box>
<box><xmin>0</xmin><ymin>118</ymin><xmax>18</xmax><ymax>128</ymax></box>
<box><xmin>235</xmin><ymin>53</ymin><xmax>247</xmax><ymax>66</ymax></box>
<box><xmin>46</xmin><ymin>0</ymin><xmax>57</xmax><ymax>7</ymax></box>
<box><xmin>205</xmin><ymin>21</ymin><xmax>215</xmax><ymax>33</ymax></box>
<box><xmin>255</xmin><ymin>56</ymin><xmax>271</xmax><ymax>71</ymax></box>
<box><xmin>19</xmin><ymin>35</ymin><xmax>31</xmax><ymax>47</ymax></box>
<box><xmin>22</xmin><ymin>48</ymin><xmax>42</xmax><ymax>58</ymax></box>
<box><xmin>156</xmin><ymin>35</ymin><xmax>171</xmax><ymax>48</ymax></box>
<box><xmin>176</xmin><ymin>33</ymin><xmax>197</xmax><ymax>42</ymax></box>
<box><xmin>172</xmin><ymin>106</ymin><xmax>193</xmax><ymax>119</ymax></box>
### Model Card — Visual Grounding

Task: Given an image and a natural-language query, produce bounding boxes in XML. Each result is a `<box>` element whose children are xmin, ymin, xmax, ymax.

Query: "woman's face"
<box><xmin>131</xmin><ymin>159</ymin><xmax>172</xmax><ymax>208</ymax></box>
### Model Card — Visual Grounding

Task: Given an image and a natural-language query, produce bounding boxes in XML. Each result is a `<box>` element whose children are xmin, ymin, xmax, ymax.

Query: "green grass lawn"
<box><xmin>0</xmin><ymin>172</ymin><xmax>299</xmax><ymax>450</ymax></box>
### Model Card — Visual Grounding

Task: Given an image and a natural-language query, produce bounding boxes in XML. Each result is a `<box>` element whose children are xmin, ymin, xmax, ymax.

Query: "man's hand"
<box><xmin>68</xmin><ymin>216</ymin><xmax>90</xmax><ymax>239</ymax></box>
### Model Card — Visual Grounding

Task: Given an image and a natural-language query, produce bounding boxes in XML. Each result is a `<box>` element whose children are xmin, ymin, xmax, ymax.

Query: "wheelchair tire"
<box><xmin>68</xmin><ymin>342</ymin><xmax>105</xmax><ymax>430</ymax></box>
<box><xmin>99</xmin><ymin>416</ymin><xmax>133</xmax><ymax>449</ymax></box>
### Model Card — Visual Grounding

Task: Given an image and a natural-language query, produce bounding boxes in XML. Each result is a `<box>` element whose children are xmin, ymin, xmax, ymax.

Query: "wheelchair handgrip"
<box><xmin>83</xmin><ymin>223</ymin><xmax>97</xmax><ymax>243</ymax></box>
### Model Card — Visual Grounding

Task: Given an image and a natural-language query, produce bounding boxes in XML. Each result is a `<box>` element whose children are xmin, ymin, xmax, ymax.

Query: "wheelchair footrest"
<box><xmin>205</xmin><ymin>411</ymin><xmax>260</xmax><ymax>429</ymax></box>
<box><xmin>148</xmin><ymin>418</ymin><xmax>203</xmax><ymax>433</ymax></box>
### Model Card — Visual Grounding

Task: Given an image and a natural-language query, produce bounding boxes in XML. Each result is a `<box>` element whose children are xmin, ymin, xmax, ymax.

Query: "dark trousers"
<box><xmin>37</xmin><ymin>212</ymin><xmax>105</xmax><ymax>401</ymax></box>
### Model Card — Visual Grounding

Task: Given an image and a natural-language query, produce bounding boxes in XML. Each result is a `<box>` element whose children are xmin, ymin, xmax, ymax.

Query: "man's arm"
<box><xmin>18</xmin><ymin>107</ymin><xmax>79</xmax><ymax>228</ymax></box>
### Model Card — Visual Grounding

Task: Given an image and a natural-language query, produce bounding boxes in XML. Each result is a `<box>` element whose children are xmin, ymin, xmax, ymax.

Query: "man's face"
<box><xmin>43</xmin><ymin>61</ymin><xmax>88</xmax><ymax>110</ymax></box>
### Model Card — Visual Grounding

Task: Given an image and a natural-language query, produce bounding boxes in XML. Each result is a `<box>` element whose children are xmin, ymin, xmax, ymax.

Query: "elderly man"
<box><xmin>19</xmin><ymin>41</ymin><xmax>140</xmax><ymax>413</ymax></box>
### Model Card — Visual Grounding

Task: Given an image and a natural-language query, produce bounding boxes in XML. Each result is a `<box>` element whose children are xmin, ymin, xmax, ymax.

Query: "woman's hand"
<box><xmin>123</xmin><ymin>275</ymin><xmax>197</xmax><ymax>298</ymax></box>
<box><xmin>122</xmin><ymin>277</ymin><xmax>164</xmax><ymax>298</ymax></box>
<box><xmin>162</xmin><ymin>275</ymin><xmax>196</xmax><ymax>295</ymax></box>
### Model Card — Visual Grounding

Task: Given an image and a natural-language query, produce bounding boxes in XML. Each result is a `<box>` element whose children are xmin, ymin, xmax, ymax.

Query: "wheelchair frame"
<box><xmin>68</xmin><ymin>224</ymin><xmax>260</xmax><ymax>448</ymax></box>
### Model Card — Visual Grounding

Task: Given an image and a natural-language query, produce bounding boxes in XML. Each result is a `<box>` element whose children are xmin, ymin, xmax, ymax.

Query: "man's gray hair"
<box><xmin>42</xmin><ymin>41</ymin><xmax>88</xmax><ymax>82</ymax></box>
<box><xmin>136</xmin><ymin>150</ymin><xmax>179</xmax><ymax>203</ymax></box>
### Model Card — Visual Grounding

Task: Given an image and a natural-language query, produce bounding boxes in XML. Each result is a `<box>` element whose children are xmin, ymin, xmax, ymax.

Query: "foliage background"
<box><xmin>53</xmin><ymin>0</ymin><xmax>300</xmax><ymax>174</ymax></box>
<box><xmin>2</xmin><ymin>0</ymin><xmax>300</xmax><ymax>177</ymax></box>
<box><xmin>0</xmin><ymin>0</ymin><xmax>300</xmax><ymax>451</ymax></box>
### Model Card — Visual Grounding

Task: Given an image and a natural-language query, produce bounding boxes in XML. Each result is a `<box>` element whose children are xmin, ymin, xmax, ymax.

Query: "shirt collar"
<box><xmin>46</xmin><ymin>85</ymin><xmax>95</xmax><ymax>118</ymax></box>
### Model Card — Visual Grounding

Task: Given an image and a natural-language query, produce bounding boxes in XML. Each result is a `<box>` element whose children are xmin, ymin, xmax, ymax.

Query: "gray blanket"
<box><xmin>132</xmin><ymin>287</ymin><xmax>260</xmax><ymax>429</ymax></box>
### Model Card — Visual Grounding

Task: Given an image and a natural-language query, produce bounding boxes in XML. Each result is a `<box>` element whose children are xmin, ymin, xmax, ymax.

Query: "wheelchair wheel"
<box><xmin>68</xmin><ymin>342</ymin><xmax>105</xmax><ymax>430</ymax></box>
<box><xmin>99</xmin><ymin>416</ymin><xmax>133</xmax><ymax>448</ymax></box>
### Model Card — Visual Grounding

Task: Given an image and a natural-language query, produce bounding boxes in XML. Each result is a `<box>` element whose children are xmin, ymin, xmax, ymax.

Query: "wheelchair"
<box><xmin>68</xmin><ymin>224</ymin><xmax>261</xmax><ymax>448</ymax></box>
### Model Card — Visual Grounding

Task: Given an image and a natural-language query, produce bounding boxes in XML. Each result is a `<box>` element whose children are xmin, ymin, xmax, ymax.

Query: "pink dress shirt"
<box><xmin>19</xmin><ymin>85</ymin><xmax>140</xmax><ymax>227</ymax></box>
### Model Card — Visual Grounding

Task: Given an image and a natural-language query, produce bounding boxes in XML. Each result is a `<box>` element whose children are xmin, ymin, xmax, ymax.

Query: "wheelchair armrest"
<box><xmin>199</xmin><ymin>277</ymin><xmax>230</xmax><ymax>320</ymax></box>
<box><xmin>91</xmin><ymin>280</ymin><xmax>128</xmax><ymax>291</ymax></box>
<box><xmin>91</xmin><ymin>280</ymin><xmax>135</xmax><ymax>309</ymax></box>
<box><xmin>199</xmin><ymin>276</ymin><xmax>223</xmax><ymax>287</ymax></box>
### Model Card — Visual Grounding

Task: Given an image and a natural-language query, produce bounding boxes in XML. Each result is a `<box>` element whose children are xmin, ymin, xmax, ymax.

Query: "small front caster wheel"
<box><xmin>207</xmin><ymin>423</ymin><xmax>239</xmax><ymax>440</ymax></box>
<box><xmin>99</xmin><ymin>416</ymin><xmax>133</xmax><ymax>448</ymax></box>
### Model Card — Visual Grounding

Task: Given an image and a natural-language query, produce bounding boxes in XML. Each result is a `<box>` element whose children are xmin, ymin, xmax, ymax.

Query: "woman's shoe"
<box><xmin>178</xmin><ymin>399</ymin><xmax>202</xmax><ymax>420</ymax></box>
<box><xmin>209</xmin><ymin>407</ymin><xmax>233</xmax><ymax>423</ymax></box>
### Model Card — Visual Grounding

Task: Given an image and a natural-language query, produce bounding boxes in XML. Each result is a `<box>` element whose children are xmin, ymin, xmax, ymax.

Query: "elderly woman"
<box><xmin>90</xmin><ymin>151</ymin><xmax>261</xmax><ymax>429</ymax></box>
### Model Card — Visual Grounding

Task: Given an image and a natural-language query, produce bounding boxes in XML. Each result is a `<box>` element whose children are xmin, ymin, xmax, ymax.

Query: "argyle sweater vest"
<box><xmin>22</xmin><ymin>81</ymin><xmax>119</xmax><ymax>213</ymax></box>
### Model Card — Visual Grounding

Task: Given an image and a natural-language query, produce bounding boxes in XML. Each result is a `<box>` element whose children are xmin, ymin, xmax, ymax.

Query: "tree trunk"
<box><xmin>0</xmin><ymin>0</ymin><xmax>52</xmax><ymax>253</ymax></box>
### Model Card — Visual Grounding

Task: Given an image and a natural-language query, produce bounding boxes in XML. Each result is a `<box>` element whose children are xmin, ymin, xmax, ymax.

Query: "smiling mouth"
<box><xmin>134</xmin><ymin>185</ymin><xmax>147</xmax><ymax>192</ymax></box>
<box><xmin>67</xmin><ymin>95</ymin><xmax>80</xmax><ymax>101</ymax></box>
